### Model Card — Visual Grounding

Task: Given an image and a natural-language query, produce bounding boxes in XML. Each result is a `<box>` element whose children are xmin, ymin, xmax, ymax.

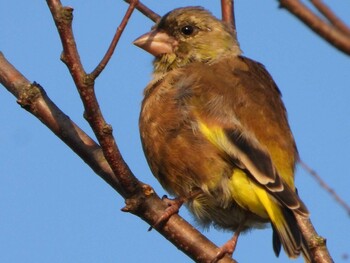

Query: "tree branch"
<box><xmin>300</xmin><ymin>160</ymin><xmax>350</xmax><ymax>216</ymax></box>
<box><xmin>0</xmin><ymin>51</ymin><xmax>122</xmax><ymax>193</ymax></box>
<box><xmin>90</xmin><ymin>0</ymin><xmax>139</xmax><ymax>79</ymax></box>
<box><xmin>47</xmin><ymin>0</ymin><xmax>139</xmax><ymax>196</ymax></box>
<box><xmin>310</xmin><ymin>0</ymin><xmax>350</xmax><ymax>36</ymax></box>
<box><xmin>221</xmin><ymin>0</ymin><xmax>235</xmax><ymax>29</ymax></box>
<box><xmin>279</xmin><ymin>0</ymin><xmax>350</xmax><ymax>55</ymax></box>
<box><xmin>124</xmin><ymin>0</ymin><xmax>160</xmax><ymax>22</ymax></box>
<box><xmin>45</xmin><ymin>2</ymin><xmax>236</xmax><ymax>260</ymax></box>
<box><xmin>0</xmin><ymin>51</ymin><xmax>235</xmax><ymax>263</ymax></box>
<box><xmin>295</xmin><ymin>215</ymin><xmax>333</xmax><ymax>263</ymax></box>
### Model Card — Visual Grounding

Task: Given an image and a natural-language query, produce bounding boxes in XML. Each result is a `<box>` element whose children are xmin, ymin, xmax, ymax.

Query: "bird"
<box><xmin>134</xmin><ymin>6</ymin><xmax>311</xmax><ymax>262</ymax></box>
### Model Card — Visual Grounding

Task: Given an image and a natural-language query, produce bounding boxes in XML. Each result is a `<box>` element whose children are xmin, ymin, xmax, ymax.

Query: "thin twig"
<box><xmin>47</xmin><ymin>0</ymin><xmax>86</xmax><ymax>82</ymax></box>
<box><xmin>90</xmin><ymin>0</ymin><xmax>139</xmax><ymax>79</ymax></box>
<box><xmin>124</xmin><ymin>0</ymin><xmax>160</xmax><ymax>22</ymax></box>
<box><xmin>221</xmin><ymin>0</ymin><xmax>235</xmax><ymax>29</ymax></box>
<box><xmin>47</xmin><ymin>0</ymin><xmax>139</xmax><ymax>196</ymax></box>
<box><xmin>279</xmin><ymin>0</ymin><xmax>350</xmax><ymax>56</ymax></box>
<box><xmin>299</xmin><ymin>160</ymin><xmax>350</xmax><ymax>216</ymax></box>
<box><xmin>310</xmin><ymin>0</ymin><xmax>350</xmax><ymax>36</ymax></box>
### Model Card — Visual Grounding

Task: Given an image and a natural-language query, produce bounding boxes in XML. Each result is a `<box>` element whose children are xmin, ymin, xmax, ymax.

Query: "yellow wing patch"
<box><xmin>197</xmin><ymin>121</ymin><xmax>228</xmax><ymax>151</ymax></box>
<box><xmin>229</xmin><ymin>169</ymin><xmax>268</xmax><ymax>219</ymax></box>
<box><xmin>229</xmin><ymin>168</ymin><xmax>287</xmax><ymax>237</ymax></box>
<box><xmin>198</xmin><ymin>120</ymin><xmax>286</xmax><ymax>227</ymax></box>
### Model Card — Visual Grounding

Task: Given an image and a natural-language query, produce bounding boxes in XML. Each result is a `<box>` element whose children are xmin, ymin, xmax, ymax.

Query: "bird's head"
<box><xmin>133</xmin><ymin>6</ymin><xmax>241</xmax><ymax>76</ymax></box>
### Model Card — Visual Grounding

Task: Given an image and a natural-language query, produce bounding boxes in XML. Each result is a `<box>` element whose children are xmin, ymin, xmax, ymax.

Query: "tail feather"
<box><xmin>272</xmin><ymin>207</ymin><xmax>311</xmax><ymax>262</ymax></box>
<box><xmin>301</xmin><ymin>238</ymin><xmax>312</xmax><ymax>263</ymax></box>
<box><xmin>272</xmin><ymin>225</ymin><xmax>282</xmax><ymax>257</ymax></box>
<box><xmin>230</xmin><ymin>171</ymin><xmax>311</xmax><ymax>261</ymax></box>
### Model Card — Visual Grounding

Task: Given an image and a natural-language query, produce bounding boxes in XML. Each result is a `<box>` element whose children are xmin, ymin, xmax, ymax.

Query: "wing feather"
<box><xmin>189</xmin><ymin>55</ymin><xmax>309</xmax><ymax>217</ymax></box>
<box><xmin>224</xmin><ymin>128</ymin><xmax>308</xmax><ymax>216</ymax></box>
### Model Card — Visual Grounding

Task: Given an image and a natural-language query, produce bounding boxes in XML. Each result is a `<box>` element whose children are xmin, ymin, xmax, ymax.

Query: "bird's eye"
<box><xmin>181</xmin><ymin>25</ymin><xmax>195</xmax><ymax>36</ymax></box>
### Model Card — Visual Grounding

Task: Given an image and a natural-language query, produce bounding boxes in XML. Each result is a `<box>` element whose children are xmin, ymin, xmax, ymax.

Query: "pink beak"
<box><xmin>133</xmin><ymin>30</ymin><xmax>177</xmax><ymax>57</ymax></box>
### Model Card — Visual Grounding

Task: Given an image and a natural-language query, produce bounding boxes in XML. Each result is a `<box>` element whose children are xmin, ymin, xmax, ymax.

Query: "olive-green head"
<box><xmin>134</xmin><ymin>6</ymin><xmax>241</xmax><ymax>75</ymax></box>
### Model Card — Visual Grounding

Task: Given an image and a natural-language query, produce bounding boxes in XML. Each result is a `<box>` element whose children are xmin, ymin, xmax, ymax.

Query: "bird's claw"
<box><xmin>148</xmin><ymin>195</ymin><xmax>184</xmax><ymax>231</ymax></box>
<box><xmin>210</xmin><ymin>218</ymin><xmax>246</xmax><ymax>263</ymax></box>
<box><xmin>210</xmin><ymin>241</ymin><xmax>236</xmax><ymax>263</ymax></box>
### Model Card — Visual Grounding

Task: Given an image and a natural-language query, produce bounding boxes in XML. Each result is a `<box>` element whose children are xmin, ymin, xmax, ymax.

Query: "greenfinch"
<box><xmin>134</xmin><ymin>6</ymin><xmax>310</xmax><ymax>262</ymax></box>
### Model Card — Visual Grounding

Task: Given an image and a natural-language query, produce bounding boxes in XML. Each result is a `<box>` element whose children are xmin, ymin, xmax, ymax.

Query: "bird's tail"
<box><xmin>270</xmin><ymin>205</ymin><xmax>311</xmax><ymax>262</ymax></box>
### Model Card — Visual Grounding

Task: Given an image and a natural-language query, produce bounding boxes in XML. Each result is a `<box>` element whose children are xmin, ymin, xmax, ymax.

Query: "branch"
<box><xmin>300</xmin><ymin>160</ymin><xmax>350</xmax><ymax>216</ymax></box>
<box><xmin>90</xmin><ymin>0</ymin><xmax>139</xmax><ymax>79</ymax></box>
<box><xmin>310</xmin><ymin>0</ymin><xmax>350</xmax><ymax>36</ymax></box>
<box><xmin>279</xmin><ymin>0</ymin><xmax>350</xmax><ymax>55</ymax></box>
<box><xmin>0</xmin><ymin>51</ymin><xmax>235</xmax><ymax>263</ymax></box>
<box><xmin>0</xmin><ymin>52</ymin><xmax>122</xmax><ymax>193</ymax></box>
<box><xmin>295</xmin><ymin>215</ymin><xmax>333</xmax><ymax>263</ymax></box>
<box><xmin>221</xmin><ymin>0</ymin><xmax>235</xmax><ymax>29</ymax></box>
<box><xmin>124</xmin><ymin>0</ymin><xmax>160</xmax><ymax>22</ymax></box>
<box><xmin>47</xmin><ymin>0</ymin><xmax>138</xmax><ymax>196</ymax></box>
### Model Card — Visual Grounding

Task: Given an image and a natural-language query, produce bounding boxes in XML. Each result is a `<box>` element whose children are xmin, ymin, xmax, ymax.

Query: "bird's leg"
<box><xmin>211</xmin><ymin>216</ymin><xmax>247</xmax><ymax>263</ymax></box>
<box><xmin>149</xmin><ymin>189</ymin><xmax>202</xmax><ymax>231</ymax></box>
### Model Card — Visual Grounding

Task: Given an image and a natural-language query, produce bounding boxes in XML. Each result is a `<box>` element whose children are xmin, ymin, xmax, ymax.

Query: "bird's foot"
<box><xmin>211</xmin><ymin>217</ymin><xmax>246</xmax><ymax>263</ymax></box>
<box><xmin>148</xmin><ymin>195</ymin><xmax>184</xmax><ymax>231</ymax></box>
<box><xmin>210</xmin><ymin>235</ymin><xmax>238</xmax><ymax>263</ymax></box>
<box><xmin>149</xmin><ymin>190</ymin><xmax>202</xmax><ymax>231</ymax></box>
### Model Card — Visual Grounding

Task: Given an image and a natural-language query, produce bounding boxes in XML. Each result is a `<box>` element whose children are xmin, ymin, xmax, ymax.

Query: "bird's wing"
<box><xmin>183</xmin><ymin>56</ymin><xmax>308</xmax><ymax>216</ymax></box>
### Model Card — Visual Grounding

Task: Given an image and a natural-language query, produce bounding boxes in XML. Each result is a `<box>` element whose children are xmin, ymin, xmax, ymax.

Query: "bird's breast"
<box><xmin>140</xmin><ymin>79</ymin><xmax>229</xmax><ymax>197</ymax></box>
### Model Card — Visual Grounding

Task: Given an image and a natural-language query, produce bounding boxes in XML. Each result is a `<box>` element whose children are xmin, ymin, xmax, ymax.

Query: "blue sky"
<box><xmin>0</xmin><ymin>1</ymin><xmax>349</xmax><ymax>262</ymax></box>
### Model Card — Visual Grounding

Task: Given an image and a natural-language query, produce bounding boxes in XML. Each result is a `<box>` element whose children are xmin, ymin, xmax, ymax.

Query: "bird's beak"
<box><xmin>133</xmin><ymin>30</ymin><xmax>177</xmax><ymax>57</ymax></box>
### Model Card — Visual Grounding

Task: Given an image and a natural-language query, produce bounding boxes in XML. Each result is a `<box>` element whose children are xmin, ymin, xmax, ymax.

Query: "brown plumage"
<box><xmin>135</xmin><ymin>6</ymin><xmax>311</xmax><ymax>261</ymax></box>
